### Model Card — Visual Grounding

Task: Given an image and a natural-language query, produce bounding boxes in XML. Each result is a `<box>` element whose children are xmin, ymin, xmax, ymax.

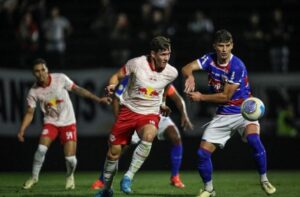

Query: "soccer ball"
<box><xmin>241</xmin><ymin>97</ymin><xmax>265</xmax><ymax>121</ymax></box>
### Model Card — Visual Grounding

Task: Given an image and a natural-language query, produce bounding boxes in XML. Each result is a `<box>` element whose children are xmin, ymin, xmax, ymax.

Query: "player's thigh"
<box><xmin>203</xmin><ymin>115</ymin><xmax>238</xmax><ymax>148</ymax></box>
<box><xmin>39</xmin><ymin>137</ymin><xmax>54</xmax><ymax>147</ymax></box>
<box><xmin>59</xmin><ymin>124</ymin><xmax>77</xmax><ymax>144</ymax></box>
<box><xmin>157</xmin><ymin>116</ymin><xmax>178</xmax><ymax>140</ymax></box>
<box><xmin>137</xmin><ymin>114</ymin><xmax>160</xmax><ymax>142</ymax></box>
<box><xmin>139</xmin><ymin>124</ymin><xmax>158</xmax><ymax>142</ymax></box>
<box><xmin>40</xmin><ymin>124</ymin><xmax>59</xmax><ymax>146</ymax></box>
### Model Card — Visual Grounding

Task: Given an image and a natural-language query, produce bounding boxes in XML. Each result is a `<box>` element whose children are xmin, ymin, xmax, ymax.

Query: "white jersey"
<box><xmin>27</xmin><ymin>73</ymin><xmax>76</xmax><ymax>126</ymax></box>
<box><xmin>121</xmin><ymin>55</ymin><xmax>178</xmax><ymax>115</ymax></box>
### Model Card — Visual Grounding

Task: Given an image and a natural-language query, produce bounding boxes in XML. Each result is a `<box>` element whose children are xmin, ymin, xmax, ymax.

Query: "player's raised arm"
<box><xmin>71</xmin><ymin>85</ymin><xmax>112</xmax><ymax>105</ymax></box>
<box><xmin>181</xmin><ymin>60</ymin><xmax>200</xmax><ymax>93</ymax></box>
<box><xmin>17</xmin><ymin>106</ymin><xmax>35</xmax><ymax>142</ymax></box>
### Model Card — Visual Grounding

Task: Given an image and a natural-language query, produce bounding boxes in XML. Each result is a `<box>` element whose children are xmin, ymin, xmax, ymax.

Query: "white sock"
<box><xmin>65</xmin><ymin>156</ymin><xmax>77</xmax><ymax>177</ymax></box>
<box><xmin>260</xmin><ymin>173</ymin><xmax>268</xmax><ymax>182</ymax></box>
<box><xmin>125</xmin><ymin>141</ymin><xmax>152</xmax><ymax>180</ymax></box>
<box><xmin>103</xmin><ymin>159</ymin><xmax>118</xmax><ymax>189</ymax></box>
<box><xmin>205</xmin><ymin>180</ymin><xmax>213</xmax><ymax>192</ymax></box>
<box><xmin>32</xmin><ymin>144</ymin><xmax>48</xmax><ymax>180</ymax></box>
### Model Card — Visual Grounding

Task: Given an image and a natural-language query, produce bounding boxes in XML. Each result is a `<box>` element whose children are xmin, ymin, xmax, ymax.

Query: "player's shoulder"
<box><xmin>51</xmin><ymin>73</ymin><xmax>67</xmax><ymax>77</ymax></box>
<box><xmin>231</xmin><ymin>55</ymin><xmax>245</xmax><ymax>66</ymax></box>
<box><xmin>165</xmin><ymin>63</ymin><xmax>178</xmax><ymax>77</ymax></box>
<box><xmin>127</xmin><ymin>55</ymin><xmax>147</xmax><ymax>65</ymax></box>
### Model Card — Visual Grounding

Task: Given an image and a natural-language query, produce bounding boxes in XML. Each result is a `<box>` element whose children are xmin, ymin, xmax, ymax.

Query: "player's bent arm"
<box><xmin>181</xmin><ymin>60</ymin><xmax>200</xmax><ymax>92</ymax></box>
<box><xmin>170</xmin><ymin>89</ymin><xmax>194</xmax><ymax>130</ymax></box>
<box><xmin>106</xmin><ymin>68</ymin><xmax>127</xmax><ymax>95</ymax></box>
<box><xmin>160</xmin><ymin>85</ymin><xmax>172</xmax><ymax>116</ymax></box>
<box><xmin>18</xmin><ymin>106</ymin><xmax>35</xmax><ymax>142</ymax></box>
<box><xmin>109</xmin><ymin>68</ymin><xmax>126</xmax><ymax>87</ymax></box>
<box><xmin>199</xmin><ymin>83</ymin><xmax>239</xmax><ymax>103</ymax></box>
<box><xmin>181</xmin><ymin>60</ymin><xmax>200</xmax><ymax>78</ymax></box>
<box><xmin>71</xmin><ymin>85</ymin><xmax>111</xmax><ymax>104</ymax></box>
<box><xmin>169</xmin><ymin>89</ymin><xmax>188</xmax><ymax>117</ymax></box>
<box><xmin>112</xmin><ymin>96</ymin><xmax>120</xmax><ymax>119</ymax></box>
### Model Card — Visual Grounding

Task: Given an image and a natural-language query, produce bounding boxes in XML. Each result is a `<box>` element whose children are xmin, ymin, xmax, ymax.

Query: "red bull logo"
<box><xmin>47</xmin><ymin>98</ymin><xmax>64</xmax><ymax>107</ymax></box>
<box><xmin>138</xmin><ymin>87</ymin><xmax>159</xmax><ymax>98</ymax></box>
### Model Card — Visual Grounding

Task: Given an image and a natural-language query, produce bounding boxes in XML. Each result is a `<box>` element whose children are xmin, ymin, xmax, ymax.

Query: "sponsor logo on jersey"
<box><xmin>138</xmin><ymin>87</ymin><xmax>159</xmax><ymax>98</ymax></box>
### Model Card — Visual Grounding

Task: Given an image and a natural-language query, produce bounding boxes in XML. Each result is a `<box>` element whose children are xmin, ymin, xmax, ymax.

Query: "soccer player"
<box><xmin>95</xmin><ymin>36</ymin><xmax>178</xmax><ymax>197</ymax></box>
<box><xmin>91</xmin><ymin>79</ymin><xmax>193</xmax><ymax>190</ymax></box>
<box><xmin>182</xmin><ymin>29</ymin><xmax>276</xmax><ymax>197</ymax></box>
<box><xmin>17</xmin><ymin>58</ymin><xmax>112</xmax><ymax>190</ymax></box>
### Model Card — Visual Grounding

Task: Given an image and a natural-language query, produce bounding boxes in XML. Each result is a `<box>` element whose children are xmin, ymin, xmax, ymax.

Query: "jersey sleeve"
<box><xmin>124</xmin><ymin>59</ymin><xmax>137</xmax><ymax>75</ymax></box>
<box><xmin>197</xmin><ymin>54</ymin><xmax>212</xmax><ymax>71</ymax></box>
<box><xmin>166</xmin><ymin>84</ymin><xmax>176</xmax><ymax>96</ymax></box>
<box><xmin>61</xmin><ymin>74</ymin><xmax>75</xmax><ymax>91</ymax></box>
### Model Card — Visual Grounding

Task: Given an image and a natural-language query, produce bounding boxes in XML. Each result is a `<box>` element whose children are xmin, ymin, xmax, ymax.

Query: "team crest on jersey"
<box><xmin>109</xmin><ymin>134</ymin><xmax>116</xmax><ymax>142</ymax></box>
<box><xmin>149</xmin><ymin>120</ymin><xmax>155</xmax><ymax>125</ymax></box>
<box><xmin>42</xmin><ymin>129</ymin><xmax>49</xmax><ymax>135</ymax></box>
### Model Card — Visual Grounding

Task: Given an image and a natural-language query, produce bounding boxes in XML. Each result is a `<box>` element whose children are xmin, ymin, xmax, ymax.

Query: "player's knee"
<box><xmin>36</xmin><ymin>144</ymin><xmax>48</xmax><ymax>155</ymax></box>
<box><xmin>107</xmin><ymin>147</ymin><xmax>122</xmax><ymax>160</ymax></box>
<box><xmin>197</xmin><ymin>148</ymin><xmax>211</xmax><ymax>161</ymax></box>
<box><xmin>65</xmin><ymin>155</ymin><xmax>77</xmax><ymax>166</ymax></box>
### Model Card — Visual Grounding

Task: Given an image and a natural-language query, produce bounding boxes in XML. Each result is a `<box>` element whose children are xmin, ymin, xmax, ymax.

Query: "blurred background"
<box><xmin>0</xmin><ymin>0</ymin><xmax>299</xmax><ymax>172</ymax></box>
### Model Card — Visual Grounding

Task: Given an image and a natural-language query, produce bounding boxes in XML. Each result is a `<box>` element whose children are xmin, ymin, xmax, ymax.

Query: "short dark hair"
<box><xmin>213</xmin><ymin>29</ymin><xmax>233</xmax><ymax>43</ymax></box>
<box><xmin>150</xmin><ymin>36</ymin><xmax>171</xmax><ymax>52</ymax></box>
<box><xmin>33</xmin><ymin>58</ymin><xmax>47</xmax><ymax>67</ymax></box>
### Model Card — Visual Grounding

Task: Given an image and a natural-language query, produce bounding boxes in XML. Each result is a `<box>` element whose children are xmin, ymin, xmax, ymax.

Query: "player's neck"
<box><xmin>38</xmin><ymin>74</ymin><xmax>51</xmax><ymax>87</ymax></box>
<box><xmin>217</xmin><ymin>54</ymin><xmax>232</xmax><ymax>65</ymax></box>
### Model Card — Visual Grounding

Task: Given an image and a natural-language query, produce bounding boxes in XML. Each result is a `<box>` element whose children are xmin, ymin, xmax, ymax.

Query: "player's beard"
<box><xmin>155</xmin><ymin>60</ymin><xmax>167</xmax><ymax>72</ymax></box>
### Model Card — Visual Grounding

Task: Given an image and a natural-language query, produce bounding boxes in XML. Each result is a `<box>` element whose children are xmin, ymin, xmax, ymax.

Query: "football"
<box><xmin>241</xmin><ymin>97</ymin><xmax>265</xmax><ymax>121</ymax></box>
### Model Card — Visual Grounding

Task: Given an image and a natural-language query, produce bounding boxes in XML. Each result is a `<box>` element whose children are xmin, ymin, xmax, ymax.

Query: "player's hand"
<box><xmin>160</xmin><ymin>105</ymin><xmax>172</xmax><ymax>117</ymax></box>
<box><xmin>181</xmin><ymin>115</ymin><xmax>194</xmax><ymax>131</ymax></box>
<box><xmin>186</xmin><ymin>91</ymin><xmax>203</xmax><ymax>102</ymax></box>
<box><xmin>184</xmin><ymin>76</ymin><xmax>195</xmax><ymax>93</ymax></box>
<box><xmin>99</xmin><ymin>96</ymin><xmax>112</xmax><ymax>105</ymax></box>
<box><xmin>105</xmin><ymin>84</ymin><xmax>116</xmax><ymax>97</ymax></box>
<box><xmin>17</xmin><ymin>131</ymin><xmax>25</xmax><ymax>142</ymax></box>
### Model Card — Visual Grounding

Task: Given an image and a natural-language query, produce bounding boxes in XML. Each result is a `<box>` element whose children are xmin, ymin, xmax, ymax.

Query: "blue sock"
<box><xmin>247</xmin><ymin>134</ymin><xmax>267</xmax><ymax>175</ymax></box>
<box><xmin>197</xmin><ymin>148</ymin><xmax>212</xmax><ymax>183</ymax></box>
<box><xmin>99</xmin><ymin>171</ymin><xmax>104</xmax><ymax>181</ymax></box>
<box><xmin>170</xmin><ymin>144</ymin><xmax>183</xmax><ymax>176</ymax></box>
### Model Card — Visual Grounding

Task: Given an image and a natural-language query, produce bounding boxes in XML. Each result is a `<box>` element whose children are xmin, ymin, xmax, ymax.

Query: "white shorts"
<box><xmin>131</xmin><ymin>116</ymin><xmax>180</xmax><ymax>144</ymax></box>
<box><xmin>202</xmin><ymin>114</ymin><xmax>259</xmax><ymax>148</ymax></box>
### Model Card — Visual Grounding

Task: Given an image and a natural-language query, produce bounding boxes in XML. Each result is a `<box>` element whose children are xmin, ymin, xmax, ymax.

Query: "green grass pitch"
<box><xmin>0</xmin><ymin>171</ymin><xmax>299</xmax><ymax>197</ymax></box>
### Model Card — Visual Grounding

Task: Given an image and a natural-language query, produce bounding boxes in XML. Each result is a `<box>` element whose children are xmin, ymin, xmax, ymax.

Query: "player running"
<box><xmin>91</xmin><ymin>77</ymin><xmax>193</xmax><ymax>190</ymax></box>
<box><xmin>95</xmin><ymin>36</ymin><xmax>178</xmax><ymax>197</ymax></box>
<box><xmin>17</xmin><ymin>58</ymin><xmax>111</xmax><ymax>190</ymax></box>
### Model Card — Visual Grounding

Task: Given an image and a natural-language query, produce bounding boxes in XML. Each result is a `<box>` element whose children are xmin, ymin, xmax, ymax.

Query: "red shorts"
<box><xmin>110</xmin><ymin>106</ymin><xmax>160</xmax><ymax>145</ymax></box>
<box><xmin>41</xmin><ymin>123</ymin><xmax>77</xmax><ymax>144</ymax></box>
